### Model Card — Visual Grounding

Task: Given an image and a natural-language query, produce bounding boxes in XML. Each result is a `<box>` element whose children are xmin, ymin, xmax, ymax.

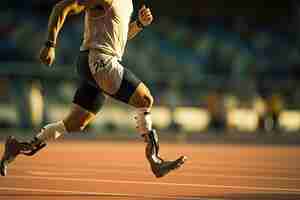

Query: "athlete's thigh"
<box><xmin>109</xmin><ymin>66</ymin><xmax>146</xmax><ymax>105</ymax></box>
<box><xmin>68</xmin><ymin>81</ymin><xmax>106</xmax><ymax>131</ymax></box>
<box><xmin>75</xmin><ymin>50</ymin><xmax>107</xmax><ymax>114</ymax></box>
<box><xmin>65</xmin><ymin>51</ymin><xmax>107</xmax><ymax>131</ymax></box>
<box><xmin>88</xmin><ymin>50</ymin><xmax>152</xmax><ymax>106</ymax></box>
<box><xmin>73</xmin><ymin>80</ymin><xmax>106</xmax><ymax>115</ymax></box>
<box><xmin>89</xmin><ymin>50</ymin><xmax>125</xmax><ymax>95</ymax></box>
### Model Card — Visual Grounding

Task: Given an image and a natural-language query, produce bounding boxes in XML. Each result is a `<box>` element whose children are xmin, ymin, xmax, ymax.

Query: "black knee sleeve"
<box><xmin>73</xmin><ymin>81</ymin><xmax>106</xmax><ymax>114</ymax></box>
<box><xmin>111</xmin><ymin>68</ymin><xmax>141</xmax><ymax>103</ymax></box>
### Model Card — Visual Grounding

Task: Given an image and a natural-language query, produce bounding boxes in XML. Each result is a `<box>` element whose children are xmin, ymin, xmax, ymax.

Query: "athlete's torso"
<box><xmin>80</xmin><ymin>0</ymin><xmax>133</xmax><ymax>60</ymax></box>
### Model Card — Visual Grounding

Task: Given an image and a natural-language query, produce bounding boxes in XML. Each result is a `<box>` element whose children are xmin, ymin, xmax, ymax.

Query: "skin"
<box><xmin>39</xmin><ymin>0</ymin><xmax>154</xmax><ymax>132</ymax></box>
<box><xmin>63</xmin><ymin>104</ymin><xmax>96</xmax><ymax>132</ymax></box>
<box><xmin>128</xmin><ymin>83</ymin><xmax>153</xmax><ymax>109</ymax></box>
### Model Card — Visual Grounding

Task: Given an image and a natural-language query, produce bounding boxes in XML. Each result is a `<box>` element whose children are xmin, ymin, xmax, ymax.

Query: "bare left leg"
<box><xmin>0</xmin><ymin>79</ymin><xmax>105</xmax><ymax>176</ymax></box>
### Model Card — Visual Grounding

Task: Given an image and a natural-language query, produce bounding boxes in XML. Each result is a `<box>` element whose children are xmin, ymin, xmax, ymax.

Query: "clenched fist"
<box><xmin>39</xmin><ymin>46</ymin><xmax>55</xmax><ymax>66</ymax></box>
<box><xmin>138</xmin><ymin>5</ymin><xmax>153</xmax><ymax>27</ymax></box>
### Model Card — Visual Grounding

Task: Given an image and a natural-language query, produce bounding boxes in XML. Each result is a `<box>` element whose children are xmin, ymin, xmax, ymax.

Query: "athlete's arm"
<box><xmin>85</xmin><ymin>0</ymin><xmax>113</xmax><ymax>9</ymax></box>
<box><xmin>128</xmin><ymin>21</ymin><xmax>143</xmax><ymax>40</ymax></box>
<box><xmin>40</xmin><ymin>0</ymin><xmax>85</xmax><ymax>66</ymax></box>
<box><xmin>47</xmin><ymin>0</ymin><xmax>85</xmax><ymax>44</ymax></box>
<box><xmin>128</xmin><ymin>5</ymin><xmax>153</xmax><ymax>40</ymax></box>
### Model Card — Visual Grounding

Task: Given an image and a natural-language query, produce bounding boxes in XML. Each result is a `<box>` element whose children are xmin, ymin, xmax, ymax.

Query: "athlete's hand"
<box><xmin>39</xmin><ymin>46</ymin><xmax>55</xmax><ymax>67</ymax></box>
<box><xmin>138</xmin><ymin>5</ymin><xmax>153</xmax><ymax>27</ymax></box>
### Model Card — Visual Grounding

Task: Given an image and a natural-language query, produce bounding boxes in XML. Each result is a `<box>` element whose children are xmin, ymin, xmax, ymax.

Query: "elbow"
<box><xmin>53</xmin><ymin>1</ymin><xmax>63</xmax><ymax>10</ymax></box>
<box><xmin>53</xmin><ymin>1</ymin><xmax>69</xmax><ymax>14</ymax></box>
<box><xmin>100</xmin><ymin>0</ymin><xmax>113</xmax><ymax>10</ymax></box>
<box><xmin>52</xmin><ymin>4</ymin><xmax>63</xmax><ymax>15</ymax></box>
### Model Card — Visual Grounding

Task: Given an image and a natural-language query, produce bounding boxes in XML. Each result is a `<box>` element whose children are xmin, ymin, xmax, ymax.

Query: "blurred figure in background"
<box><xmin>206</xmin><ymin>89</ymin><xmax>226</xmax><ymax>132</ymax></box>
<box><xmin>264</xmin><ymin>94</ymin><xmax>284</xmax><ymax>132</ymax></box>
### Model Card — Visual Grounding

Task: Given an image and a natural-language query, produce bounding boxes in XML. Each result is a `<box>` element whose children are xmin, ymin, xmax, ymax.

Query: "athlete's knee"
<box><xmin>132</xmin><ymin>93</ymin><xmax>153</xmax><ymax>109</ymax></box>
<box><xmin>130</xmin><ymin>84</ymin><xmax>154</xmax><ymax>109</ymax></box>
<box><xmin>140</xmin><ymin>93</ymin><xmax>154</xmax><ymax>108</ymax></box>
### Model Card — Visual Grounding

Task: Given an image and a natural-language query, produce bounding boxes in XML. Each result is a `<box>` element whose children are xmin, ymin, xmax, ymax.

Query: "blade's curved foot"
<box><xmin>151</xmin><ymin>156</ymin><xmax>187</xmax><ymax>178</ymax></box>
<box><xmin>0</xmin><ymin>160</ymin><xmax>7</xmax><ymax>176</ymax></box>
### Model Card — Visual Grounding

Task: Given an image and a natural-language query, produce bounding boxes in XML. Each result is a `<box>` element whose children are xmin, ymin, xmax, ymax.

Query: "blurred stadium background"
<box><xmin>1</xmin><ymin>0</ymin><xmax>300</xmax><ymax>142</ymax></box>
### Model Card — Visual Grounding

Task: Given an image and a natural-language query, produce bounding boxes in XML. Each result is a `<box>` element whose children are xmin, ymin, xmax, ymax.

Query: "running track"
<box><xmin>0</xmin><ymin>141</ymin><xmax>300</xmax><ymax>200</ymax></box>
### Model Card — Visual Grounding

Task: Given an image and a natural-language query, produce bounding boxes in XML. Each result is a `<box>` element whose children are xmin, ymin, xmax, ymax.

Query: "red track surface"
<box><xmin>0</xmin><ymin>141</ymin><xmax>300</xmax><ymax>200</ymax></box>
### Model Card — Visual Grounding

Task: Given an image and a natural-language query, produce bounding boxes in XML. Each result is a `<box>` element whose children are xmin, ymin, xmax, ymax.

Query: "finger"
<box><xmin>45</xmin><ymin>57</ymin><xmax>51</xmax><ymax>66</ymax></box>
<box><xmin>41</xmin><ymin>59</ymin><xmax>48</xmax><ymax>66</ymax></box>
<box><xmin>40</xmin><ymin>56</ymin><xmax>46</xmax><ymax>64</ymax></box>
<box><xmin>143</xmin><ymin>13</ymin><xmax>152</xmax><ymax>18</ymax></box>
<box><xmin>40</xmin><ymin>53</ymin><xmax>47</xmax><ymax>62</ymax></box>
<box><xmin>142</xmin><ymin>18</ymin><xmax>152</xmax><ymax>24</ymax></box>
<box><xmin>141</xmin><ymin>8</ymin><xmax>150</xmax><ymax>16</ymax></box>
<box><xmin>142</xmin><ymin>15</ymin><xmax>152</xmax><ymax>21</ymax></box>
<box><xmin>140</xmin><ymin>4</ymin><xmax>146</xmax><ymax>10</ymax></box>
<box><xmin>145</xmin><ymin>16</ymin><xmax>153</xmax><ymax>22</ymax></box>
<box><xmin>140</xmin><ymin>8</ymin><xmax>149</xmax><ymax>15</ymax></box>
<box><xmin>139</xmin><ymin>5</ymin><xmax>146</xmax><ymax>14</ymax></box>
<box><xmin>48</xmin><ymin>57</ymin><xmax>54</xmax><ymax>65</ymax></box>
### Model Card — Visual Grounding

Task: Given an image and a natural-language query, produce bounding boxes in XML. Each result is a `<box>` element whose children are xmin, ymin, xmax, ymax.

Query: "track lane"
<box><xmin>0</xmin><ymin>141</ymin><xmax>300</xmax><ymax>200</ymax></box>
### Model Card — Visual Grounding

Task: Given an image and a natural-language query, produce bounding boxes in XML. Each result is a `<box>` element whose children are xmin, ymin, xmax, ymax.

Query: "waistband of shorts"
<box><xmin>80</xmin><ymin>48</ymin><xmax>119</xmax><ymax>57</ymax></box>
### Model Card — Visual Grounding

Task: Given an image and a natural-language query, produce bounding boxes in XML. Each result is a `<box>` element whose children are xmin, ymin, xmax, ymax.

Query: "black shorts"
<box><xmin>73</xmin><ymin>50</ymin><xmax>141</xmax><ymax>114</ymax></box>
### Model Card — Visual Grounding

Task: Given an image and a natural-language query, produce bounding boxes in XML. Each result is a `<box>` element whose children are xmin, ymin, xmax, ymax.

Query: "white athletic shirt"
<box><xmin>80</xmin><ymin>0</ymin><xmax>133</xmax><ymax>60</ymax></box>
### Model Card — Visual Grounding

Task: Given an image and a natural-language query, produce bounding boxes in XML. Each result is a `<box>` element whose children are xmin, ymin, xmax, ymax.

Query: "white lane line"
<box><xmin>6</xmin><ymin>175</ymin><xmax>300</xmax><ymax>194</ymax></box>
<box><xmin>21</xmin><ymin>167</ymin><xmax>300</xmax><ymax>182</ymax></box>
<box><xmin>26</xmin><ymin>171</ymin><xmax>83</xmax><ymax>176</ymax></box>
<box><xmin>17</xmin><ymin>161</ymin><xmax>299</xmax><ymax>174</ymax></box>
<box><xmin>0</xmin><ymin>187</ymin><xmax>223</xmax><ymax>200</ymax></box>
